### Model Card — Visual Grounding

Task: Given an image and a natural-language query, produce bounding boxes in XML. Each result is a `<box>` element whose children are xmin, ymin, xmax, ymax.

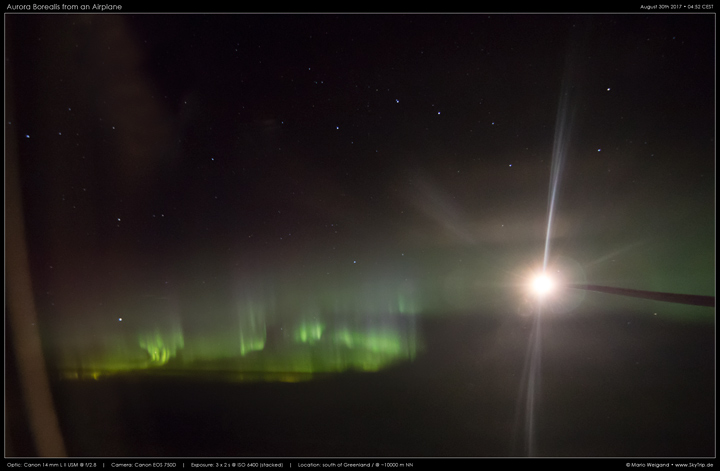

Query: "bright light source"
<box><xmin>531</xmin><ymin>274</ymin><xmax>554</xmax><ymax>296</ymax></box>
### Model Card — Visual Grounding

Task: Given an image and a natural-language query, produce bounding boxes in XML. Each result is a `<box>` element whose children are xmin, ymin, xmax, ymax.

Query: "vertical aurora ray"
<box><xmin>238</xmin><ymin>299</ymin><xmax>267</xmax><ymax>356</ymax></box>
<box><xmin>138</xmin><ymin>327</ymin><xmax>184</xmax><ymax>366</ymax></box>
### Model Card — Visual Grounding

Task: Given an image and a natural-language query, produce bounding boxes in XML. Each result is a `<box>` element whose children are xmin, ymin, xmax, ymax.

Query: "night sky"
<box><xmin>5</xmin><ymin>13</ymin><xmax>715</xmax><ymax>457</ymax></box>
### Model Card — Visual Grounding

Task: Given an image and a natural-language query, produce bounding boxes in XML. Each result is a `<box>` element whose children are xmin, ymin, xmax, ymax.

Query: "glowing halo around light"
<box><xmin>531</xmin><ymin>273</ymin><xmax>555</xmax><ymax>297</ymax></box>
<box><xmin>515</xmin><ymin>256</ymin><xmax>588</xmax><ymax>316</ymax></box>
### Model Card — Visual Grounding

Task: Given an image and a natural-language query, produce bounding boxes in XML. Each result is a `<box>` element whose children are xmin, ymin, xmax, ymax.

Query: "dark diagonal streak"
<box><xmin>566</xmin><ymin>284</ymin><xmax>715</xmax><ymax>308</ymax></box>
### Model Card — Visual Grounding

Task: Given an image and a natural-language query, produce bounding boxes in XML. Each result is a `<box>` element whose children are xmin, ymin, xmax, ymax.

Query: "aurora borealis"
<box><xmin>48</xmin><ymin>278</ymin><xmax>422</xmax><ymax>379</ymax></box>
<box><xmin>6</xmin><ymin>12</ymin><xmax>714</xmax><ymax>458</ymax></box>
